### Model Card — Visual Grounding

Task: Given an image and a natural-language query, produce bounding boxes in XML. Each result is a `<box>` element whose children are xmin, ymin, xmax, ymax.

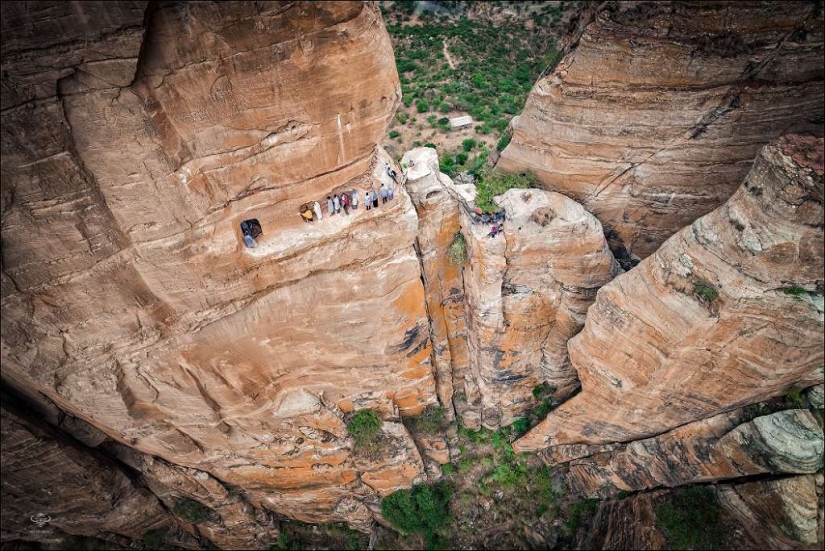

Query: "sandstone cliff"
<box><xmin>402</xmin><ymin>147</ymin><xmax>619</xmax><ymax>429</ymax></box>
<box><xmin>1</xmin><ymin>0</ymin><xmax>432</xmax><ymax>543</ymax></box>
<box><xmin>515</xmin><ymin>134</ymin><xmax>825</xmax><ymax>453</ymax></box>
<box><xmin>497</xmin><ymin>1</ymin><xmax>825</xmax><ymax>259</ymax></box>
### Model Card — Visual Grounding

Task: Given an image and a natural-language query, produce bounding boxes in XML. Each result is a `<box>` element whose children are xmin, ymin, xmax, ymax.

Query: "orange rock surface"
<box><xmin>1</xmin><ymin>0</ymin><xmax>432</xmax><ymax>535</ymax></box>
<box><xmin>516</xmin><ymin>135</ymin><xmax>825</xmax><ymax>453</ymax></box>
<box><xmin>497</xmin><ymin>1</ymin><xmax>824</xmax><ymax>258</ymax></box>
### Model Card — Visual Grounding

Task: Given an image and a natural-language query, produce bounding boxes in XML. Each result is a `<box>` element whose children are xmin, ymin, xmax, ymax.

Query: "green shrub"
<box><xmin>426</xmin><ymin>114</ymin><xmax>438</xmax><ymax>126</ymax></box>
<box><xmin>786</xmin><ymin>386</ymin><xmax>805</xmax><ymax>408</ymax></box>
<box><xmin>172</xmin><ymin>497</ymin><xmax>215</xmax><ymax>523</ymax></box>
<box><xmin>566</xmin><ymin>499</ymin><xmax>599</xmax><ymax>537</ymax></box>
<box><xmin>497</xmin><ymin>133</ymin><xmax>511</xmax><ymax>151</ymax></box>
<box><xmin>416</xmin><ymin>100</ymin><xmax>430</xmax><ymax>113</ymax></box>
<box><xmin>455</xmin><ymin>152</ymin><xmax>468</xmax><ymax>165</ymax></box>
<box><xmin>783</xmin><ymin>285</ymin><xmax>807</xmax><ymax>298</ymax></box>
<box><xmin>534</xmin><ymin>400</ymin><xmax>553</xmax><ymax>420</ymax></box>
<box><xmin>654</xmin><ymin>486</ymin><xmax>722</xmax><ymax>550</ymax></box>
<box><xmin>347</xmin><ymin>409</ymin><xmax>383</xmax><ymax>447</ymax></box>
<box><xmin>396</xmin><ymin>112</ymin><xmax>410</xmax><ymax>124</ymax></box>
<box><xmin>462</xmin><ymin>138</ymin><xmax>477</xmax><ymax>152</ymax></box>
<box><xmin>412</xmin><ymin>140</ymin><xmax>423</xmax><ymax>147</ymax></box>
<box><xmin>389</xmin><ymin>130</ymin><xmax>400</xmax><ymax>139</ymax></box>
<box><xmin>438</xmin><ymin>102</ymin><xmax>451</xmax><ymax>113</ymax></box>
<box><xmin>403</xmin><ymin>96</ymin><xmax>414</xmax><ymax>108</ymax></box>
<box><xmin>447</xmin><ymin>232</ymin><xmax>467</xmax><ymax>266</ymax></box>
<box><xmin>491</xmin><ymin>462</ymin><xmax>527</xmax><ymax>488</ymax></box>
<box><xmin>694</xmin><ymin>280</ymin><xmax>719</xmax><ymax>303</ymax></box>
<box><xmin>381</xmin><ymin>483</ymin><xmax>451</xmax><ymax>548</ymax></box>
<box><xmin>407</xmin><ymin>404</ymin><xmax>448</xmax><ymax>434</ymax></box>
<box><xmin>509</xmin><ymin>417</ymin><xmax>531</xmax><ymax>437</ymax></box>
<box><xmin>532</xmin><ymin>382</ymin><xmax>551</xmax><ymax>400</ymax></box>
<box><xmin>425</xmin><ymin>142</ymin><xmax>437</xmax><ymax>149</ymax></box>
<box><xmin>473</xmin><ymin>168</ymin><xmax>535</xmax><ymax>213</ymax></box>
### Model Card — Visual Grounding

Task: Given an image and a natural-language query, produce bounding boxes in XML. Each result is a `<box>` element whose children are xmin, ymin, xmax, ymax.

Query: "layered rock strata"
<box><xmin>565</xmin><ymin>408</ymin><xmax>824</xmax><ymax>498</ymax></box>
<box><xmin>403</xmin><ymin>148</ymin><xmax>619</xmax><ymax>429</ymax></box>
<box><xmin>0</xmin><ymin>396</ymin><xmax>169</xmax><ymax>545</ymax></box>
<box><xmin>498</xmin><ymin>0</ymin><xmax>825</xmax><ymax>258</ymax></box>
<box><xmin>1</xmin><ymin>0</ymin><xmax>433</xmax><ymax>538</ymax></box>
<box><xmin>515</xmin><ymin>134</ymin><xmax>825</xmax><ymax>453</ymax></box>
<box><xmin>403</xmin><ymin>148</ymin><xmax>471</xmax><ymax>421</ymax></box>
<box><xmin>718</xmin><ymin>474</ymin><xmax>825</xmax><ymax>549</ymax></box>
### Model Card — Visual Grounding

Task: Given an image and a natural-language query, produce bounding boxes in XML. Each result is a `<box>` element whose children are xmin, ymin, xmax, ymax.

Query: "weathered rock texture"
<box><xmin>462</xmin><ymin>187</ymin><xmax>619</xmax><ymax>428</ymax></box>
<box><xmin>498</xmin><ymin>1</ymin><xmax>825</xmax><ymax>258</ymax></box>
<box><xmin>402</xmin><ymin>148</ymin><xmax>619</xmax><ymax>429</ymax></box>
<box><xmin>0</xmin><ymin>395</ymin><xmax>169</xmax><ymax>545</ymax></box>
<box><xmin>1</xmin><ymin>0</ymin><xmax>433</xmax><ymax>543</ymax></box>
<box><xmin>515</xmin><ymin>134</ymin><xmax>825</xmax><ymax>453</ymax></box>
<box><xmin>580</xmin><ymin>477</ymin><xmax>825</xmax><ymax>550</ymax></box>
<box><xmin>576</xmin><ymin>490</ymin><xmax>668</xmax><ymax>550</ymax></box>
<box><xmin>403</xmin><ymin>148</ymin><xmax>470</xmax><ymax>421</ymax></box>
<box><xmin>718</xmin><ymin>474</ymin><xmax>825</xmax><ymax>549</ymax></box>
<box><xmin>565</xmin><ymin>408</ymin><xmax>824</xmax><ymax>498</ymax></box>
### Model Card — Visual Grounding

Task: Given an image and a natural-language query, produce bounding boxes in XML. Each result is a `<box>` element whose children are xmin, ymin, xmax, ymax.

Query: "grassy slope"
<box><xmin>380</xmin><ymin>1</ymin><xmax>578</xmax><ymax>177</ymax></box>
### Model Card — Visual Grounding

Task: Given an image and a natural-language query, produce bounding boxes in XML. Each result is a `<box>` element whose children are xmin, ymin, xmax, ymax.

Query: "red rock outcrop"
<box><xmin>1</xmin><ymin>0</ymin><xmax>433</xmax><ymax>542</ymax></box>
<box><xmin>515</xmin><ymin>134</ymin><xmax>824</xmax><ymax>453</ymax></box>
<box><xmin>497</xmin><ymin>1</ymin><xmax>825</xmax><ymax>258</ymax></box>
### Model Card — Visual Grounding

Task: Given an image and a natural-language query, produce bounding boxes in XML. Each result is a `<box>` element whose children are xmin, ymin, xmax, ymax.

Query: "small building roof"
<box><xmin>449</xmin><ymin>115</ymin><xmax>473</xmax><ymax>129</ymax></box>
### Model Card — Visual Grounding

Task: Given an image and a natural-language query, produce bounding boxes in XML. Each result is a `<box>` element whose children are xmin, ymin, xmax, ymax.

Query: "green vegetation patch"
<box><xmin>407</xmin><ymin>404</ymin><xmax>449</xmax><ymax>435</ymax></box>
<box><xmin>347</xmin><ymin>408</ymin><xmax>383</xmax><ymax>448</ymax></box>
<box><xmin>694</xmin><ymin>279</ymin><xmax>719</xmax><ymax>303</ymax></box>
<box><xmin>447</xmin><ymin>232</ymin><xmax>467</xmax><ymax>266</ymax></box>
<box><xmin>566</xmin><ymin>498</ymin><xmax>599</xmax><ymax>537</ymax></box>
<box><xmin>654</xmin><ymin>486</ymin><xmax>723</xmax><ymax>550</ymax></box>
<box><xmin>473</xmin><ymin>168</ymin><xmax>536</xmax><ymax>213</ymax></box>
<box><xmin>782</xmin><ymin>285</ymin><xmax>808</xmax><ymax>298</ymax></box>
<box><xmin>785</xmin><ymin>386</ymin><xmax>805</xmax><ymax>408</ymax></box>
<box><xmin>171</xmin><ymin>497</ymin><xmax>215</xmax><ymax>524</ymax></box>
<box><xmin>382</xmin><ymin>483</ymin><xmax>452</xmax><ymax>549</ymax></box>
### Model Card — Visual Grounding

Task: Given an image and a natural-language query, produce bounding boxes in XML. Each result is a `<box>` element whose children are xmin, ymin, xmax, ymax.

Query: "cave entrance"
<box><xmin>240</xmin><ymin>219</ymin><xmax>263</xmax><ymax>247</ymax></box>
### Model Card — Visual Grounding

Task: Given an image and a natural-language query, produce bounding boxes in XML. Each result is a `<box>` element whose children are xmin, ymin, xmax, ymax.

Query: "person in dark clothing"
<box><xmin>488</xmin><ymin>224</ymin><xmax>500</xmax><ymax>238</ymax></box>
<box><xmin>372</xmin><ymin>188</ymin><xmax>379</xmax><ymax>209</ymax></box>
<box><xmin>341</xmin><ymin>192</ymin><xmax>350</xmax><ymax>215</ymax></box>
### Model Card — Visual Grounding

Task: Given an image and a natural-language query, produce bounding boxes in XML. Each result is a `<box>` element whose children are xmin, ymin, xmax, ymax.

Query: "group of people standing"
<box><xmin>299</xmin><ymin>181</ymin><xmax>396</xmax><ymax>223</ymax></box>
<box><xmin>471</xmin><ymin>207</ymin><xmax>506</xmax><ymax>238</ymax></box>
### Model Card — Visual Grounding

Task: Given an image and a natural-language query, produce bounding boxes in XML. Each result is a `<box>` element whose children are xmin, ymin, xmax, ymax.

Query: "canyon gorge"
<box><xmin>1</xmin><ymin>1</ymin><xmax>823</xmax><ymax>550</ymax></box>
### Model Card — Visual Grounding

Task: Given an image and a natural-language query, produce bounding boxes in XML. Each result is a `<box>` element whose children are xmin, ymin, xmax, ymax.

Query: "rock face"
<box><xmin>718</xmin><ymin>474</ymin><xmax>825</xmax><ymax>549</ymax></box>
<box><xmin>577</xmin><ymin>491</ymin><xmax>668</xmax><ymax>550</ymax></box>
<box><xmin>515</xmin><ymin>134</ymin><xmax>825</xmax><ymax>453</ymax></box>
<box><xmin>402</xmin><ymin>148</ymin><xmax>619</xmax><ymax>429</ymax></box>
<box><xmin>1</xmin><ymin>0</ymin><xmax>434</xmax><ymax>542</ymax></box>
<box><xmin>0</xmin><ymin>396</ymin><xmax>169</xmax><ymax>545</ymax></box>
<box><xmin>565</xmin><ymin>408</ymin><xmax>824</xmax><ymax>498</ymax></box>
<box><xmin>497</xmin><ymin>1</ymin><xmax>825</xmax><ymax>258</ymax></box>
<box><xmin>403</xmin><ymin>148</ymin><xmax>470</xmax><ymax>421</ymax></box>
